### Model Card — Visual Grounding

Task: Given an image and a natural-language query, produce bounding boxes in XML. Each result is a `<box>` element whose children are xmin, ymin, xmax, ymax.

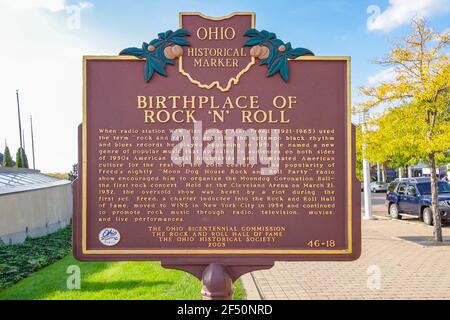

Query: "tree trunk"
<box><xmin>429</xmin><ymin>153</ymin><xmax>443</xmax><ymax>242</ymax></box>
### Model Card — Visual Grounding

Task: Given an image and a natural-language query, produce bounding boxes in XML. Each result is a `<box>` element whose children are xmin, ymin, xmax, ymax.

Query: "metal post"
<box><xmin>201</xmin><ymin>263</ymin><xmax>233</xmax><ymax>300</ymax></box>
<box><xmin>361</xmin><ymin>111</ymin><xmax>373</xmax><ymax>220</ymax></box>
<box><xmin>377</xmin><ymin>162</ymin><xmax>381</xmax><ymax>182</ymax></box>
<box><xmin>363</xmin><ymin>159</ymin><xmax>373</xmax><ymax>220</ymax></box>
<box><xmin>30</xmin><ymin>115</ymin><xmax>36</xmax><ymax>170</ymax></box>
<box><xmin>16</xmin><ymin>90</ymin><xmax>24</xmax><ymax>167</ymax></box>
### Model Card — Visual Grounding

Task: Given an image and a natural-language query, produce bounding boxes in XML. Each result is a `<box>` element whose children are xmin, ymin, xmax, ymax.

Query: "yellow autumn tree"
<box><xmin>364</xmin><ymin>106</ymin><xmax>419</xmax><ymax>173</ymax></box>
<box><xmin>355</xmin><ymin>124</ymin><xmax>363</xmax><ymax>181</ymax></box>
<box><xmin>358</xmin><ymin>19</ymin><xmax>450</xmax><ymax>242</ymax></box>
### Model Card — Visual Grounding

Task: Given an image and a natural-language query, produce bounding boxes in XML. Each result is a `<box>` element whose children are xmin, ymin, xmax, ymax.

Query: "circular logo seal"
<box><xmin>99</xmin><ymin>228</ymin><xmax>120</xmax><ymax>246</ymax></box>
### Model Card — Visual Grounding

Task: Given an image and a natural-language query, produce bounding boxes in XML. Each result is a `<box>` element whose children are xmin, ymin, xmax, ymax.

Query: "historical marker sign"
<box><xmin>74</xmin><ymin>12</ymin><xmax>360</xmax><ymax>271</ymax></box>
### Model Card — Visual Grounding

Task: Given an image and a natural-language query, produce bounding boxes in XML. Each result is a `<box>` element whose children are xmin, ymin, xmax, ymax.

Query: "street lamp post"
<box><xmin>361</xmin><ymin>111</ymin><xmax>373</xmax><ymax>220</ymax></box>
<box><xmin>30</xmin><ymin>115</ymin><xmax>36</xmax><ymax>170</ymax></box>
<box><xmin>377</xmin><ymin>162</ymin><xmax>381</xmax><ymax>183</ymax></box>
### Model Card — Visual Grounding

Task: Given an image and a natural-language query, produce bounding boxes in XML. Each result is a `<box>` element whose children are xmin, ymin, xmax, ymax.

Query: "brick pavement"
<box><xmin>244</xmin><ymin>218</ymin><xmax>450</xmax><ymax>300</ymax></box>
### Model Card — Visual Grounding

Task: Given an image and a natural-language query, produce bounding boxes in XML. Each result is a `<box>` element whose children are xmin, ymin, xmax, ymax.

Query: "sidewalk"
<box><xmin>243</xmin><ymin>217</ymin><xmax>450</xmax><ymax>300</ymax></box>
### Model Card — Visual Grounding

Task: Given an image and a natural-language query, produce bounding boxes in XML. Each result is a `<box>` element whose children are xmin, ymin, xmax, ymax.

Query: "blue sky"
<box><xmin>0</xmin><ymin>0</ymin><xmax>449</xmax><ymax>172</ymax></box>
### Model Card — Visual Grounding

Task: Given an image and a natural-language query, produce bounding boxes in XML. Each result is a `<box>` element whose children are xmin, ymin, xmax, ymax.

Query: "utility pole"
<box><xmin>30</xmin><ymin>115</ymin><xmax>36</xmax><ymax>170</ymax></box>
<box><xmin>16</xmin><ymin>90</ymin><xmax>25</xmax><ymax>167</ymax></box>
<box><xmin>361</xmin><ymin>110</ymin><xmax>373</xmax><ymax>220</ymax></box>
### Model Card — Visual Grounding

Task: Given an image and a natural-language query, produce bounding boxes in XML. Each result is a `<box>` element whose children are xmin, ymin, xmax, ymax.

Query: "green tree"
<box><xmin>68</xmin><ymin>163</ymin><xmax>78</xmax><ymax>181</ymax></box>
<box><xmin>358</xmin><ymin>19</ymin><xmax>450</xmax><ymax>241</ymax></box>
<box><xmin>22</xmin><ymin>149</ymin><xmax>29</xmax><ymax>169</ymax></box>
<box><xmin>2</xmin><ymin>144</ymin><xmax>13</xmax><ymax>167</ymax></box>
<box><xmin>15</xmin><ymin>147</ymin><xmax>29</xmax><ymax>169</ymax></box>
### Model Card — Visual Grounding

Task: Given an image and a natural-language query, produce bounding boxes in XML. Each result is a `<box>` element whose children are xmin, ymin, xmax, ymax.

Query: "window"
<box><xmin>387</xmin><ymin>182</ymin><xmax>396</xmax><ymax>192</ymax></box>
<box><xmin>416</xmin><ymin>181</ymin><xmax>450</xmax><ymax>194</ymax></box>
<box><xmin>397</xmin><ymin>184</ymin><xmax>406</xmax><ymax>195</ymax></box>
<box><xmin>406</xmin><ymin>185</ymin><xmax>417</xmax><ymax>196</ymax></box>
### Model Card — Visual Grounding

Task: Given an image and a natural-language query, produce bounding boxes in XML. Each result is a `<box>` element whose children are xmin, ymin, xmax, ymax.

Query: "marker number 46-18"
<box><xmin>307</xmin><ymin>240</ymin><xmax>336</xmax><ymax>248</ymax></box>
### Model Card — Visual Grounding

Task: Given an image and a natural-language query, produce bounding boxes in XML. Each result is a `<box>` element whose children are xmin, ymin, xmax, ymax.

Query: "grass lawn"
<box><xmin>0</xmin><ymin>254</ymin><xmax>246</xmax><ymax>300</ymax></box>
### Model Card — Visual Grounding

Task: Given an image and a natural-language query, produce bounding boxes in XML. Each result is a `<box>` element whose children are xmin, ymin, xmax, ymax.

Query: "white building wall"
<box><xmin>0</xmin><ymin>183</ymin><xmax>73</xmax><ymax>245</ymax></box>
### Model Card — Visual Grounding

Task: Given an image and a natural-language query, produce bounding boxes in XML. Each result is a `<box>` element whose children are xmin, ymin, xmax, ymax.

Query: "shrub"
<box><xmin>0</xmin><ymin>225</ymin><xmax>72</xmax><ymax>289</ymax></box>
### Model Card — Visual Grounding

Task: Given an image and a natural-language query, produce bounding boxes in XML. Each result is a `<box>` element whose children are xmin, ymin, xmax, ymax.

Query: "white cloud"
<box><xmin>367</xmin><ymin>0</ymin><xmax>450</xmax><ymax>32</ymax></box>
<box><xmin>368</xmin><ymin>67</ymin><xmax>396</xmax><ymax>85</ymax></box>
<box><xmin>0</xmin><ymin>0</ymin><xmax>93</xmax><ymax>12</ymax></box>
<box><xmin>0</xmin><ymin>0</ymin><xmax>65</xmax><ymax>11</ymax></box>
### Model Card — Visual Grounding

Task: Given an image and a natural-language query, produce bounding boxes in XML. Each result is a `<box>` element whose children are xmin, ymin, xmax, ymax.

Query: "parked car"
<box><xmin>386</xmin><ymin>177</ymin><xmax>450</xmax><ymax>225</ymax></box>
<box><xmin>370</xmin><ymin>181</ymin><xmax>387</xmax><ymax>193</ymax></box>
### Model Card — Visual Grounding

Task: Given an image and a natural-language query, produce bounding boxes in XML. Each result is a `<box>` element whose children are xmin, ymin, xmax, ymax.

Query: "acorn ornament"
<box><xmin>242</xmin><ymin>27</ymin><xmax>315</xmax><ymax>82</ymax></box>
<box><xmin>250</xmin><ymin>45</ymin><xmax>269</xmax><ymax>60</ymax></box>
<box><xmin>171</xmin><ymin>45</ymin><xmax>183</xmax><ymax>58</ymax></box>
<box><xmin>250</xmin><ymin>45</ymin><xmax>262</xmax><ymax>57</ymax></box>
<box><xmin>164</xmin><ymin>45</ymin><xmax>183</xmax><ymax>60</ymax></box>
<box><xmin>164</xmin><ymin>46</ymin><xmax>176</xmax><ymax>59</ymax></box>
<box><xmin>258</xmin><ymin>46</ymin><xmax>269</xmax><ymax>59</ymax></box>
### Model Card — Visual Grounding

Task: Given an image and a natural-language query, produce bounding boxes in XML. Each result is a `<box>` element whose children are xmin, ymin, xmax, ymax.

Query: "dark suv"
<box><xmin>386</xmin><ymin>177</ymin><xmax>450</xmax><ymax>225</ymax></box>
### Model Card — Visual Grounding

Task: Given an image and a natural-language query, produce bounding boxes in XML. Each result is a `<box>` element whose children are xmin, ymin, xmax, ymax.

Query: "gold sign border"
<box><xmin>178</xmin><ymin>12</ymin><xmax>256</xmax><ymax>92</ymax></box>
<box><xmin>81</xmin><ymin>55</ymin><xmax>352</xmax><ymax>255</ymax></box>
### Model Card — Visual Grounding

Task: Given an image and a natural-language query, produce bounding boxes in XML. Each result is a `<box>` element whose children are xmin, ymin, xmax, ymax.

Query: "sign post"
<box><xmin>73</xmin><ymin>12</ymin><xmax>361</xmax><ymax>300</ymax></box>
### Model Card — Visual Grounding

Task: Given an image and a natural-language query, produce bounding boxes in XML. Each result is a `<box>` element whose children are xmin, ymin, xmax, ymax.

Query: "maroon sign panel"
<box><xmin>73</xmin><ymin>12</ymin><xmax>361</xmax><ymax>263</ymax></box>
